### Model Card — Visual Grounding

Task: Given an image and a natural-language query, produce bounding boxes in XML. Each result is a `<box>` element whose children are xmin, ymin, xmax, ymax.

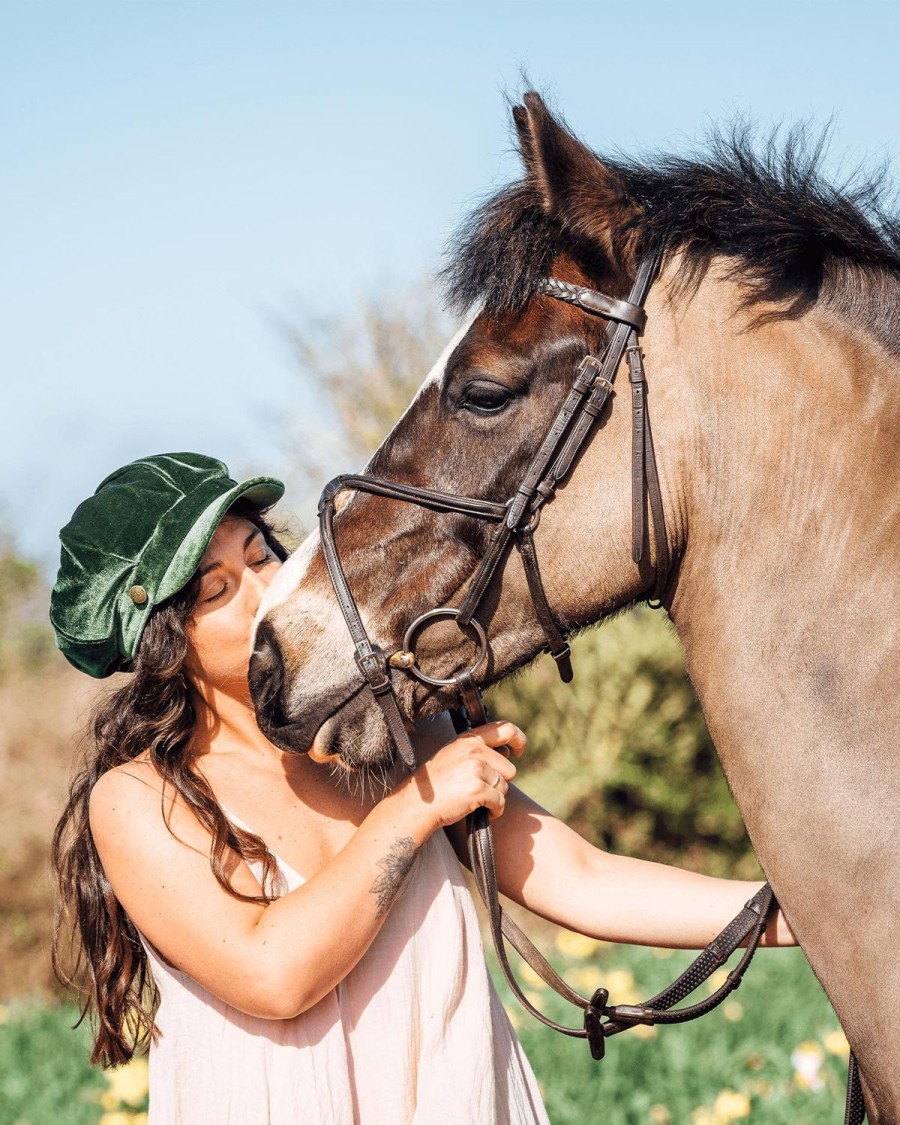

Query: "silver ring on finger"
<box><xmin>491</xmin><ymin>769</ymin><xmax>502</xmax><ymax>789</ymax></box>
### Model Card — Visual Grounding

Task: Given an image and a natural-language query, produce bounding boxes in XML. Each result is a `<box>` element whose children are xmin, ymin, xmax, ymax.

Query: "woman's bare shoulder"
<box><xmin>91</xmin><ymin>754</ymin><xmax>168</xmax><ymax>814</ymax></box>
<box><xmin>88</xmin><ymin>755</ymin><xmax>221</xmax><ymax>869</ymax></box>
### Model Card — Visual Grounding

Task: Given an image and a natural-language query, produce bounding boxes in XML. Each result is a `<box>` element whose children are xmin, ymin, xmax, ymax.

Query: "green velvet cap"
<box><xmin>50</xmin><ymin>452</ymin><xmax>285</xmax><ymax>678</ymax></box>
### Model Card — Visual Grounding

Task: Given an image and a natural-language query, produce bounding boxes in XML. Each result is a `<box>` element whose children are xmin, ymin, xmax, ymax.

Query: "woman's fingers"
<box><xmin>457</xmin><ymin>740</ymin><xmax>517</xmax><ymax>782</ymax></box>
<box><xmin>483</xmin><ymin>783</ymin><xmax>506</xmax><ymax>820</ymax></box>
<box><xmin>482</xmin><ymin>768</ymin><xmax>509</xmax><ymax>796</ymax></box>
<box><xmin>469</xmin><ymin>720</ymin><xmax>527</xmax><ymax>757</ymax></box>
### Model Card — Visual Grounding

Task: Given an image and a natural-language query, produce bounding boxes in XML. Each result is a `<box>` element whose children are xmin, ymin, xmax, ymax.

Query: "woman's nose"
<box><xmin>244</xmin><ymin>564</ymin><xmax>275</xmax><ymax>617</ymax></box>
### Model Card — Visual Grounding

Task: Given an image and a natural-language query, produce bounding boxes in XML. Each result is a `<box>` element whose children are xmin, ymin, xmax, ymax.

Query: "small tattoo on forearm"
<box><xmin>371</xmin><ymin>836</ymin><xmax>418</xmax><ymax>919</ymax></box>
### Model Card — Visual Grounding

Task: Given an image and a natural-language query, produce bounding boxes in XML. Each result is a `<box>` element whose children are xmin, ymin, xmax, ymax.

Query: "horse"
<box><xmin>250</xmin><ymin>93</ymin><xmax>900</xmax><ymax>1118</ymax></box>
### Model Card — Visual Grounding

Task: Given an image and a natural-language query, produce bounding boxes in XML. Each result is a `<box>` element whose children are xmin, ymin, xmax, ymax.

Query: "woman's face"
<box><xmin>183</xmin><ymin>513</ymin><xmax>282</xmax><ymax>700</ymax></box>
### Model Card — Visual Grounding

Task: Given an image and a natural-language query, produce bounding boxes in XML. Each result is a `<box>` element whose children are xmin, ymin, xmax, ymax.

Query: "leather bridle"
<box><xmin>315</xmin><ymin>253</ymin><xmax>865</xmax><ymax>1122</ymax></box>
<box><xmin>318</xmin><ymin>252</ymin><xmax>668</xmax><ymax>771</ymax></box>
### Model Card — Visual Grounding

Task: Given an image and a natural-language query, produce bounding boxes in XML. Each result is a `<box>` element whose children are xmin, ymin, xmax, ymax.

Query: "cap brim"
<box><xmin>155</xmin><ymin>475</ymin><xmax>285</xmax><ymax>605</ymax></box>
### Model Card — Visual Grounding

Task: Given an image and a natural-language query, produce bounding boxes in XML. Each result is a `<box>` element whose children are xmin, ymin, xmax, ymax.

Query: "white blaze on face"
<box><xmin>249</xmin><ymin>312</ymin><xmax>478</xmax><ymax>660</ymax></box>
<box><xmin>389</xmin><ymin>311</ymin><xmax>477</xmax><ymax>417</ymax></box>
<box><xmin>253</xmin><ymin>525</ymin><xmax>320</xmax><ymax>636</ymax></box>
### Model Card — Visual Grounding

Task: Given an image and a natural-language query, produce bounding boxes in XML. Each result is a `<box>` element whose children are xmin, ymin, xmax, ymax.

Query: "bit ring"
<box><xmin>399</xmin><ymin>608</ymin><xmax>488</xmax><ymax>688</ymax></box>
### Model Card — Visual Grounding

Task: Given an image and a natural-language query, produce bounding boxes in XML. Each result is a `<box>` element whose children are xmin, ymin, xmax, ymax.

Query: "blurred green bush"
<box><xmin>0</xmin><ymin>530</ymin><xmax>57</xmax><ymax>676</ymax></box>
<box><xmin>488</xmin><ymin>611</ymin><xmax>760</xmax><ymax>878</ymax></box>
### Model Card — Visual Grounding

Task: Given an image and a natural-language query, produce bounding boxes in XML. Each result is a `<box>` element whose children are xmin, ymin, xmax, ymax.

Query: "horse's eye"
<box><xmin>460</xmin><ymin>380</ymin><xmax>513</xmax><ymax>415</ymax></box>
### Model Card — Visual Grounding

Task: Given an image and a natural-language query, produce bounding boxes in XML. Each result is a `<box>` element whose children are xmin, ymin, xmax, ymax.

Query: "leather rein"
<box><xmin>315</xmin><ymin>253</ymin><xmax>865</xmax><ymax>1121</ymax></box>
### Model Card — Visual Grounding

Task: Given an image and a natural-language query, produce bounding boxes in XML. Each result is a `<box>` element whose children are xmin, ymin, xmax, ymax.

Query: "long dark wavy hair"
<box><xmin>50</xmin><ymin>498</ymin><xmax>291</xmax><ymax>1068</ymax></box>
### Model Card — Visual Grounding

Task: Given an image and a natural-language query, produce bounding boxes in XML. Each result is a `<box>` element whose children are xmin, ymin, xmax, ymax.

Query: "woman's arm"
<box><xmin>88</xmin><ymin>720</ymin><xmax>514</xmax><ymax>1022</ymax></box>
<box><xmin>444</xmin><ymin>783</ymin><xmax>796</xmax><ymax>949</ymax></box>
<box><xmin>89</xmin><ymin>765</ymin><xmax>438</xmax><ymax>1020</ymax></box>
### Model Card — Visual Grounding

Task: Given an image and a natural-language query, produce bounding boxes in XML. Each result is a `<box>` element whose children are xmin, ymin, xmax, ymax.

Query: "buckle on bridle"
<box><xmin>577</xmin><ymin>354</ymin><xmax>614</xmax><ymax>393</ymax></box>
<box><xmin>355</xmin><ymin>647</ymin><xmax>391</xmax><ymax>694</ymax></box>
<box><xmin>583</xmin><ymin>987</ymin><xmax>610</xmax><ymax>1060</ymax></box>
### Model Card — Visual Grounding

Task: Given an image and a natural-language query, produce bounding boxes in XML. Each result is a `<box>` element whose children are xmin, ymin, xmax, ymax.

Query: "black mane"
<box><xmin>442</xmin><ymin>118</ymin><xmax>900</xmax><ymax>343</ymax></box>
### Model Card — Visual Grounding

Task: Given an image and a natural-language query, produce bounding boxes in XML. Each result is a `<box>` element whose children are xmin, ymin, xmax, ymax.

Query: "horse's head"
<box><xmin>250</xmin><ymin>93</ymin><xmax>690</xmax><ymax>767</ymax></box>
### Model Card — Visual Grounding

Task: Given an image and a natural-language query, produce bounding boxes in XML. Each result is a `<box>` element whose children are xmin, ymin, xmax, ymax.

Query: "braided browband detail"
<box><xmin>541</xmin><ymin>277</ymin><xmax>647</xmax><ymax>334</ymax></box>
<box><xmin>541</xmin><ymin>277</ymin><xmax>588</xmax><ymax>305</ymax></box>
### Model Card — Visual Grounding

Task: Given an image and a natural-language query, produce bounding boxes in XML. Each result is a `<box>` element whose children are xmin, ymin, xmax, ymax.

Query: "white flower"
<box><xmin>791</xmin><ymin>1041</ymin><xmax>825</xmax><ymax>1091</ymax></box>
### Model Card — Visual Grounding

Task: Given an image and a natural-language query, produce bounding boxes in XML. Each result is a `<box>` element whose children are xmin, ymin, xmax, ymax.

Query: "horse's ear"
<box><xmin>513</xmin><ymin>91</ymin><xmax>640</xmax><ymax>270</ymax></box>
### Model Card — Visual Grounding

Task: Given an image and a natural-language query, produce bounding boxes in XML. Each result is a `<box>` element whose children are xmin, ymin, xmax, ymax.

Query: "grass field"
<box><xmin>496</xmin><ymin>938</ymin><xmax>850</xmax><ymax>1124</ymax></box>
<box><xmin>0</xmin><ymin>939</ymin><xmax>849</xmax><ymax>1125</ymax></box>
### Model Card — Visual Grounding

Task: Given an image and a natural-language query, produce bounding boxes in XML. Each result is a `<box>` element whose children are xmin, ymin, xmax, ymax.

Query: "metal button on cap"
<box><xmin>129</xmin><ymin>584</ymin><xmax>149</xmax><ymax>605</ymax></box>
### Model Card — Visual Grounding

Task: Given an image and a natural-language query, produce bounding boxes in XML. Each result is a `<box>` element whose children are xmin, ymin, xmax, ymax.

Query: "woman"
<box><xmin>50</xmin><ymin>451</ymin><xmax>796</xmax><ymax>1125</ymax></box>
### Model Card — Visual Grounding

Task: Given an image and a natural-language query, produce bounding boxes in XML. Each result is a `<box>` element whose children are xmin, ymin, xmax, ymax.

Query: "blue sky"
<box><xmin>3</xmin><ymin>0</ymin><xmax>898</xmax><ymax>571</ymax></box>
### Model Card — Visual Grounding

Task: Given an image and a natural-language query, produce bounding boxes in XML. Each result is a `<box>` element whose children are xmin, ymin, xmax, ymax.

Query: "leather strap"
<box><xmin>456</xmin><ymin>525</ymin><xmax>513</xmax><ymax>628</ymax></box>
<box><xmin>319</xmin><ymin>496</ymin><xmax>418</xmax><ymax>769</ymax></box>
<box><xmin>845</xmin><ymin>1052</ymin><xmax>867</xmax><ymax>1124</ymax></box>
<box><xmin>515</xmin><ymin>526</ymin><xmax>573</xmax><ymax>683</ymax></box>
<box><xmin>541</xmin><ymin>277</ymin><xmax>648</xmax><ymax>333</ymax></box>
<box><xmin>450</xmin><ymin>692</ymin><xmax>779</xmax><ymax>1058</ymax></box>
<box><xmin>628</xmin><ymin>341</ymin><xmax>648</xmax><ymax>565</ymax></box>
<box><xmin>320</xmin><ymin>474</ymin><xmax>508</xmax><ymax>523</ymax></box>
<box><xmin>642</xmin><ymin>383</ymin><xmax>671</xmax><ymax>606</ymax></box>
<box><xmin>626</xmin><ymin>340</ymin><xmax>670</xmax><ymax>603</ymax></box>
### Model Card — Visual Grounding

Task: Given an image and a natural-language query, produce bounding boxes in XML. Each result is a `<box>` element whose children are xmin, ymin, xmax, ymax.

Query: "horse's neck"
<box><xmin>669</xmin><ymin>299</ymin><xmax>900</xmax><ymax>884</ymax></box>
<box><xmin>672</xmin><ymin>296</ymin><xmax>898</xmax><ymax>760</ymax></box>
<box><xmin>665</xmin><ymin>304</ymin><xmax>900</xmax><ymax>1064</ymax></box>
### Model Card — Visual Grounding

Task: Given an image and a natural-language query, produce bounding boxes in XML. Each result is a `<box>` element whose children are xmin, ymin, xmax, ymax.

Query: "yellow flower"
<box><xmin>691</xmin><ymin>1089</ymin><xmax>751</xmax><ymax>1125</ymax></box>
<box><xmin>105</xmin><ymin>1055</ymin><xmax>149</xmax><ymax>1107</ymax></box>
<box><xmin>519</xmin><ymin>962</ymin><xmax>548</xmax><ymax>990</ymax></box>
<box><xmin>523</xmin><ymin>989</ymin><xmax>546</xmax><ymax>1010</ymax></box>
<box><xmin>723</xmin><ymin>1000</ymin><xmax>744</xmax><ymax>1022</ymax></box>
<box><xmin>707</xmin><ymin>968</ymin><xmax>729</xmax><ymax>994</ymax></box>
<box><xmin>824</xmin><ymin>1029</ymin><xmax>850</xmax><ymax>1058</ymax></box>
<box><xmin>554</xmin><ymin>930</ymin><xmax>605</xmax><ymax>960</ymax></box>
<box><xmin>713</xmin><ymin>1089</ymin><xmax>751</xmax><ymax>1120</ymax></box>
<box><xmin>569</xmin><ymin>965</ymin><xmax>606</xmax><ymax>994</ymax></box>
<box><xmin>605</xmin><ymin>968</ymin><xmax>638</xmax><ymax>1005</ymax></box>
<box><xmin>648</xmin><ymin>1105</ymin><xmax>671</xmax><ymax>1124</ymax></box>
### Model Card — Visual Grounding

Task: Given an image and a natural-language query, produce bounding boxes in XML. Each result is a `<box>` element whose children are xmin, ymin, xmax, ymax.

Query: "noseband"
<box><xmin>318</xmin><ymin>251</ymin><xmax>670</xmax><ymax>772</ymax></box>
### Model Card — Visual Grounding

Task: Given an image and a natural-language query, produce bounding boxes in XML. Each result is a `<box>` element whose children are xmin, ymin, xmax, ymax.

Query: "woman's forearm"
<box><xmin>466</xmin><ymin>782</ymin><xmax>797</xmax><ymax>951</ymax></box>
<box><xmin>565</xmin><ymin>851</ymin><xmax>796</xmax><ymax>949</ymax></box>
<box><xmin>253</xmin><ymin>784</ymin><xmax>435</xmax><ymax>1017</ymax></box>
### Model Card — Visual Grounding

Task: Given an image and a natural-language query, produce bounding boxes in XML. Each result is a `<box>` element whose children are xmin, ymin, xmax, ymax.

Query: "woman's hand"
<box><xmin>393</xmin><ymin>720</ymin><xmax>526</xmax><ymax>833</ymax></box>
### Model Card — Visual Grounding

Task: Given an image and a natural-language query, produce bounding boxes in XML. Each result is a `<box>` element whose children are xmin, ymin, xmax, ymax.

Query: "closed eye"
<box><xmin>202</xmin><ymin>551</ymin><xmax>274</xmax><ymax>603</ymax></box>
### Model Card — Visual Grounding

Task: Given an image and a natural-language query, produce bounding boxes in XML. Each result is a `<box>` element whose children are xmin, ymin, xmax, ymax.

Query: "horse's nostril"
<box><xmin>249</xmin><ymin>619</ymin><xmax>285</xmax><ymax>720</ymax></box>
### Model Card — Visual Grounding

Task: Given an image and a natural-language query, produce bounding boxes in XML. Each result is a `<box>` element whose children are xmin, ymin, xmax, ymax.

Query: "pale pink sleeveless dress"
<box><xmin>135</xmin><ymin>803</ymin><xmax>550</xmax><ymax>1124</ymax></box>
